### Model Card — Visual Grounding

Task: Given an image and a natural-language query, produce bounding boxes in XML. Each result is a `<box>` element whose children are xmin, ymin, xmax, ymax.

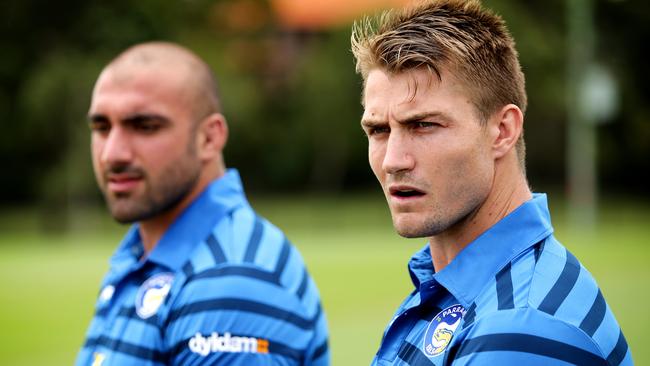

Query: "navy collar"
<box><xmin>408</xmin><ymin>193</ymin><xmax>554</xmax><ymax>307</ymax></box>
<box><xmin>110</xmin><ymin>169</ymin><xmax>248</xmax><ymax>272</ymax></box>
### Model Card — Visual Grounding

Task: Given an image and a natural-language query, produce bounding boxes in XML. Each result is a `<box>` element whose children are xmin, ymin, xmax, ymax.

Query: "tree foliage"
<box><xmin>1</xmin><ymin>0</ymin><xmax>648</xmax><ymax>209</ymax></box>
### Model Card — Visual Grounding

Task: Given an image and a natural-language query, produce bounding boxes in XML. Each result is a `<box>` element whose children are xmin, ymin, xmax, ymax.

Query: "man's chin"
<box><xmin>392</xmin><ymin>220</ymin><xmax>429</xmax><ymax>238</ymax></box>
<box><xmin>109</xmin><ymin>210</ymin><xmax>142</xmax><ymax>224</ymax></box>
<box><xmin>392</xmin><ymin>215</ymin><xmax>444</xmax><ymax>238</ymax></box>
<box><xmin>106</xmin><ymin>201</ymin><xmax>149</xmax><ymax>224</ymax></box>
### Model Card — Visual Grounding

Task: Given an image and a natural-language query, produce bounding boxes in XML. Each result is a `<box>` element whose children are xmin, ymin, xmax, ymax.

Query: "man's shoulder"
<box><xmin>178</xmin><ymin>204</ymin><xmax>313</xmax><ymax>301</ymax></box>
<box><xmin>471</xmin><ymin>235</ymin><xmax>604</xmax><ymax>323</ymax></box>
<box><xmin>458</xmin><ymin>236</ymin><xmax>631</xmax><ymax>365</ymax></box>
<box><xmin>159</xmin><ymin>206</ymin><xmax>328</xmax><ymax>365</ymax></box>
<box><xmin>184</xmin><ymin>204</ymin><xmax>301</xmax><ymax>269</ymax></box>
<box><xmin>451</xmin><ymin>306</ymin><xmax>625</xmax><ymax>365</ymax></box>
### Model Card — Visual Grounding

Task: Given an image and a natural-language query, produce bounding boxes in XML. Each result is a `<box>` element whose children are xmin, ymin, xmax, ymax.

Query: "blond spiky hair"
<box><xmin>351</xmin><ymin>0</ymin><xmax>527</xmax><ymax>165</ymax></box>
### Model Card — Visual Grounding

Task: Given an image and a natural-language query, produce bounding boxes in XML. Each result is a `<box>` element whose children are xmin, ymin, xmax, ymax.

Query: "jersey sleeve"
<box><xmin>447</xmin><ymin>307</ymin><xmax>632</xmax><ymax>366</ymax></box>
<box><xmin>301</xmin><ymin>299</ymin><xmax>329</xmax><ymax>366</ymax></box>
<box><xmin>161</xmin><ymin>256</ymin><xmax>328</xmax><ymax>365</ymax></box>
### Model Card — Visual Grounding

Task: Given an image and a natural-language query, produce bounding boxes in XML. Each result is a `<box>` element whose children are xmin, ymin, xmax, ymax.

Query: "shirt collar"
<box><xmin>408</xmin><ymin>193</ymin><xmax>554</xmax><ymax>307</ymax></box>
<box><xmin>110</xmin><ymin>169</ymin><xmax>248</xmax><ymax>272</ymax></box>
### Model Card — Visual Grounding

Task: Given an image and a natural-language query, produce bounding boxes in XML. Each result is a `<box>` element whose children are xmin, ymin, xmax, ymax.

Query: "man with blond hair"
<box><xmin>352</xmin><ymin>1</ymin><xmax>631</xmax><ymax>364</ymax></box>
<box><xmin>76</xmin><ymin>41</ymin><xmax>329</xmax><ymax>366</ymax></box>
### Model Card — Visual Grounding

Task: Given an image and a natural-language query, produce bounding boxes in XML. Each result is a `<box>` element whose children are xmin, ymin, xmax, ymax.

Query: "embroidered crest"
<box><xmin>135</xmin><ymin>272</ymin><xmax>174</xmax><ymax>319</ymax></box>
<box><xmin>423</xmin><ymin>304</ymin><xmax>465</xmax><ymax>357</ymax></box>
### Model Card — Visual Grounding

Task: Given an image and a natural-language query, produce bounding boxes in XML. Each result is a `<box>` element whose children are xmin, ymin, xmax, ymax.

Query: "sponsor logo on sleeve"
<box><xmin>188</xmin><ymin>332</ymin><xmax>270</xmax><ymax>356</ymax></box>
<box><xmin>423</xmin><ymin>304</ymin><xmax>466</xmax><ymax>357</ymax></box>
<box><xmin>135</xmin><ymin>272</ymin><xmax>174</xmax><ymax>319</ymax></box>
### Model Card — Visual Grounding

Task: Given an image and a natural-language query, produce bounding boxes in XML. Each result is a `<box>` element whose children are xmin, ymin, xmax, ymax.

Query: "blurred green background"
<box><xmin>1</xmin><ymin>196</ymin><xmax>649</xmax><ymax>364</ymax></box>
<box><xmin>1</xmin><ymin>0</ymin><xmax>648</xmax><ymax>365</ymax></box>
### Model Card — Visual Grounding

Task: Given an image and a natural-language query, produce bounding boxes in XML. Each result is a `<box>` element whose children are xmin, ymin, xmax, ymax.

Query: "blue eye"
<box><xmin>414</xmin><ymin>122</ymin><xmax>435</xmax><ymax>128</ymax></box>
<box><xmin>372</xmin><ymin>126</ymin><xmax>390</xmax><ymax>135</ymax></box>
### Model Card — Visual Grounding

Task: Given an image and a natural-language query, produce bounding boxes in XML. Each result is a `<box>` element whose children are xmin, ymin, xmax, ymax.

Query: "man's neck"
<box><xmin>428</xmin><ymin>164</ymin><xmax>532</xmax><ymax>272</ymax></box>
<box><xmin>138</xmin><ymin>167</ymin><xmax>224</xmax><ymax>256</ymax></box>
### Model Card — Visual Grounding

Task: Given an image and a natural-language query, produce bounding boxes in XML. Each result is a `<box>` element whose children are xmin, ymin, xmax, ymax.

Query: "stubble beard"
<box><xmin>391</xmin><ymin>194</ymin><xmax>485</xmax><ymax>239</ymax></box>
<box><xmin>102</xmin><ymin>159</ymin><xmax>201</xmax><ymax>224</ymax></box>
<box><xmin>392</xmin><ymin>208</ymin><xmax>451</xmax><ymax>239</ymax></box>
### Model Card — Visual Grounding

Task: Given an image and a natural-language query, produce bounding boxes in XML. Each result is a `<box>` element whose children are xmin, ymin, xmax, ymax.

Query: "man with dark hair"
<box><xmin>351</xmin><ymin>1</ymin><xmax>631</xmax><ymax>364</ymax></box>
<box><xmin>77</xmin><ymin>41</ymin><xmax>329</xmax><ymax>366</ymax></box>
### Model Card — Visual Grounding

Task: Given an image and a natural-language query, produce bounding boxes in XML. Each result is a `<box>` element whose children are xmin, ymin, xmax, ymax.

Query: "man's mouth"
<box><xmin>105</xmin><ymin>171</ymin><xmax>144</xmax><ymax>193</ymax></box>
<box><xmin>389</xmin><ymin>186</ymin><xmax>425</xmax><ymax>199</ymax></box>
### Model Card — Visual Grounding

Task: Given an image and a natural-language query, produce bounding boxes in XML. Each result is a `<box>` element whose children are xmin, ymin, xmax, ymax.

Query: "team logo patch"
<box><xmin>135</xmin><ymin>272</ymin><xmax>174</xmax><ymax>319</ymax></box>
<box><xmin>189</xmin><ymin>332</ymin><xmax>270</xmax><ymax>356</ymax></box>
<box><xmin>423</xmin><ymin>304</ymin><xmax>466</xmax><ymax>357</ymax></box>
<box><xmin>98</xmin><ymin>285</ymin><xmax>115</xmax><ymax>304</ymax></box>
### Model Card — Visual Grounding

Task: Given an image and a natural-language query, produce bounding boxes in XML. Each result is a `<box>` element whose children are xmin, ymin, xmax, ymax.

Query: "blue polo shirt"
<box><xmin>76</xmin><ymin>169</ymin><xmax>329</xmax><ymax>366</ymax></box>
<box><xmin>372</xmin><ymin>194</ymin><xmax>632</xmax><ymax>365</ymax></box>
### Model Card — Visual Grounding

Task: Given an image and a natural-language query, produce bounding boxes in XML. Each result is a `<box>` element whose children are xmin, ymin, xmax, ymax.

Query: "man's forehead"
<box><xmin>361</xmin><ymin>67</ymin><xmax>474</xmax><ymax>122</ymax></box>
<box><xmin>90</xmin><ymin>67</ymin><xmax>188</xmax><ymax>115</ymax></box>
<box><xmin>364</xmin><ymin>67</ymin><xmax>446</xmax><ymax>97</ymax></box>
<box><xmin>363</xmin><ymin>69</ymin><xmax>437</xmax><ymax>114</ymax></box>
<box><xmin>95</xmin><ymin>61</ymin><xmax>193</xmax><ymax>100</ymax></box>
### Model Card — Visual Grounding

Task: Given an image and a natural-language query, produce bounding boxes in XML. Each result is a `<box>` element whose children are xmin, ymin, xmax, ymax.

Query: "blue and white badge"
<box><xmin>98</xmin><ymin>285</ymin><xmax>115</xmax><ymax>304</ymax></box>
<box><xmin>135</xmin><ymin>272</ymin><xmax>174</xmax><ymax>319</ymax></box>
<box><xmin>423</xmin><ymin>304</ymin><xmax>466</xmax><ymax>357</ymax></box>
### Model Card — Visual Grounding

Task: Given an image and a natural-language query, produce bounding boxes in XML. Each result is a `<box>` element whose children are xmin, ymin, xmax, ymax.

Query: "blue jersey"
<box><xmin>372</xmin><ymin>194</ymin><xmax>632</xmax><ymax>366</ymax></box>
<box><xmin>76</xmin><ymin>169</ymin><xmax>329</xmax><ymax>366</ymax></box>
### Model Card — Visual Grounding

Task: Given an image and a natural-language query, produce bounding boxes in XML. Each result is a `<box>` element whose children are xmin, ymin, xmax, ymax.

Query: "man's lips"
<box><xmin>106</xmin><ymin>173</ymin><xmax>143</xmax><ymax>193</ymax></box>
<box><xmin>388</xmin><ymin>185</ymin><xmax>426</xmax><ymax>200</ymax></box>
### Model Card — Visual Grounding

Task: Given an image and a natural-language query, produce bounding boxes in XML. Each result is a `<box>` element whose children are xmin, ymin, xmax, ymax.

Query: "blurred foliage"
<box><xmin>1</xmin><ymin>0</ymin><xmax>648</xmax><ymax>212</ymax></box>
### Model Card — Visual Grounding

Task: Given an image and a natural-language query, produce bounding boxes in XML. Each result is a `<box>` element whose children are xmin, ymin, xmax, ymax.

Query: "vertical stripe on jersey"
<box><xmin>182</xmin><ymin>262</ymin><xmax>194</xmax><ymax>278</ymax></box>
<box><xmin>206</xmin><ymin>233</ymin><xmax>227</xmax><ymax>264</ymax></box>
<box><xmin>538</xmin><ymin>249</ymin><xmax>580</xmax><ymax>315</ymax></box>
<box><xmin>397</xmin><ymin>342</ymin><xmax>435</xmax><ymax>365</ymax></box>
<box><xmin>311</xmin><ymin>339</ymin><xmax>329</xmax><ymax>362</ymax></box>
<box><xmin>243</xmin><ymin>216</ymin><xmax>264</xmax><ymax>263</ymax></box>
<box><xmin>496</xmin><ymin>263</ymin><xmax>515</xmax><ymax>310</ymax></box>
<box><xmin>462</xmin><ymin>303</ymin><xmax>477</xmax><ymax>329</ymax></box>
<box><xmin>606</xmin><ymin>330</ymin><xmax>629</xmax><ymax>366</ymax></box>
<box><xmin>579</xmin><ymin>289</ymin><xmax>607</xmax><ymax>337</ymax></box>
<box><xmin>274</xmin><ymin>239</ymin><xmax>291</xmax><ymax>279</ymax></box>
<box><xmin>534</xmin><ymin>240</ymin><xmax>545</xmax><ymax>263</ymax></box>
<box><xmin>296</xmin><ymin>268</ymin><xmax>309</xmax><ymax>300</ymax></box>
<box><xmin>450</xmin><ymin>333</ymin><xmax>607</xmax><ymax>365</ymax></box>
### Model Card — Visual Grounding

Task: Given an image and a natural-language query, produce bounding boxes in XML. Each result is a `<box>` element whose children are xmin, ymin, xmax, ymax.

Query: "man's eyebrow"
<box><xmin>121</xmin><ymin>113</ymin><xmax>170</xmax><ymax>124</ymax></box>
<box><xmin>361</xmin><ymin>118</ymin><xmax>388</xmax><ymax>126</ymax></box>
<box><xmin>361</xmin><ymin>111</ymin><xmax>449</xmax><ymax>127</ymax></box>
<box><xmin>399</xmin><ymin>111</ymin><xmax>446</xmax><ymax>124</ymax></box>
<box><xmin>88</xmin><ymin>113</ymin><xmax>108</xmax><ymax>123</ymax></box>
<box><xmin>360</xmin><ymin>117</ymin><xmax>386</xmax><ymax>127</ymax></box>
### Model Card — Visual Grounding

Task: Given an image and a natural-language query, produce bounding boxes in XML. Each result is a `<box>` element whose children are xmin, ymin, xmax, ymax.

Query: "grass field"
<box><xmin>1</xmin><ymin>194</ymin><xmax>648</xmax><ymax>365</ymax></box>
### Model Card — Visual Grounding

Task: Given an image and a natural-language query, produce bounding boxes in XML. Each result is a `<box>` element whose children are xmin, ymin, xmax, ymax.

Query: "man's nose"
<box><xmin>382</xmin><ymin>131</ymin><xmax>415</xmax><ymax>174</ymax></box>
<box><xmin>100</xmin><ymin>127</ymin><xmax>133</xmax><ymax>166</ymax></box>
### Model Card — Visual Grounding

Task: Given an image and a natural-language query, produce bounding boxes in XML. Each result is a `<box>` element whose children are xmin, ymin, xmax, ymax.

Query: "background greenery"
<box><xmin>1</xmin><ymin>195</ymin><xmax>648</xmax><ymax>365</ymax></box>
<box><xmin>1</xmin><ymin>0</ymin><xmax>649</xmax><ymax>210</ymax></box>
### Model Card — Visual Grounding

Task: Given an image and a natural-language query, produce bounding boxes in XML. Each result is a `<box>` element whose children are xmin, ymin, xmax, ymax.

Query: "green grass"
<box><xmin>0</xmin><ymin>194</ymin><xmax>648</xmax><ymax>365</ymax></box>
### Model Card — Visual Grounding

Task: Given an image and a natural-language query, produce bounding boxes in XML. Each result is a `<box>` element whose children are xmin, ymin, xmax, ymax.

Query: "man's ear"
<box><xmin>196</xmin><ymin>113</ymin><xmax>228</xmax><ymax>161</ymax></box>
<box><xmin>491</xmin><ymin>104</ymin><xmax>523</xmax><ymax>159</ymax></box>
